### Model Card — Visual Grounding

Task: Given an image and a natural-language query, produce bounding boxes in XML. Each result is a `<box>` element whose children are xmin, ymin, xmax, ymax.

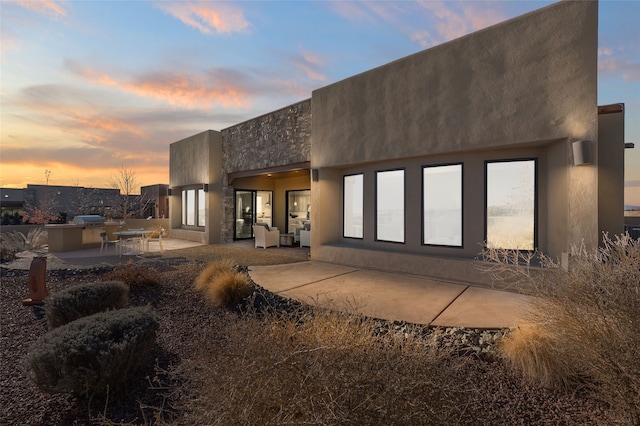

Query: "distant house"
<box><xmin>169</xmin><ymin>1</ymin><xmax>627</xmax><ymax>283</ymax></box>
<box><xmin>141</xmin><ymin>184</ymin><xmax>170</xmax><ymax>219</ymax></box>
<box><xmin>0</xmin><ymin>184</ymin><xmax>169</xmax><ymax>224</ymax></box>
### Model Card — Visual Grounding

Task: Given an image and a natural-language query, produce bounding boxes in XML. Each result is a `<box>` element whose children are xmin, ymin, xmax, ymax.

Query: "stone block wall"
<box><xmin>219</xmin><ymin>99</ymin><xmax>312</xmax><ymax>242</ymax></box>
<box><xmin>221</xmin><ymin>99</ymin><xmax>311</xmax><ymax>173</ymax></box>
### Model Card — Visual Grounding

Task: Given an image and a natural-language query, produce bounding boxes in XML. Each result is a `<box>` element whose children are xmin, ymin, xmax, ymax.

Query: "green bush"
<box><xmin>25</xmin><ymin>306</ymin><xmax>159</xmax><ymax>396</ymax></box>
<box><xmin>45</xmin><ymin>281</ymin><xmax>129</xmax><ymax>330</ymax></box>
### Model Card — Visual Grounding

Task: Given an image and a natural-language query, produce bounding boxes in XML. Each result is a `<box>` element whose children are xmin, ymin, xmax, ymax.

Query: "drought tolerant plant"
<box><xmin>25</xmin><ymin>306</ymin><xmax>159</xmax><ymax>397</ymax></box>
<box><xmin>195</xmin><ymin>260</ymin><xmax>253</xmax><ymax>309</ymax></box>
<box><xmin>487</xmin><ymin>233</ymin><xmax>640</xmax><ymax>425</ymax></box>
<box><xmin>169</xmin><ymin>307</ymin><xmax>467</xmax><ymax>425</ymax></box>
<box><xmin>45</xmin><ymin>281</ymin><xmax>129</xmax><ymax>330</ymax></box>
<box><xmin>102</xmin><ymin>260</ymin><xmax>159</xmax><ymax>290</ymax></box>
<box><xmin>497</xmin><ymin>323</ymin><xmax>583</xmax><ymax>389</ymax></box>
<box><xmin>0</xmin><ymin>228</ymin><xmax>48</xmax><ymax>261</ymax></box>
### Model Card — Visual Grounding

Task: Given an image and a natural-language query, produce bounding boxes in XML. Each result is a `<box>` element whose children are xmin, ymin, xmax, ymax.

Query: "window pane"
<box><xmin>486</xmin><ymin>160</ymin><xmax>536</xmax><ymax>250</ymax></box>
<box><xmin>424</xmin><ymin>164</ymin><xmax>462</xmax><ymax>246</ymax></box>
<box><xmin>186</xmin><ymin>189</ymin><xmax>195</xmax><ymax>226</ymax></box>
<box><xmin>344</xmin><ymin>174</ymin><xmax>363</xmax><ymax>238</ymax></box>
<box><xmin>198</xmin><ymin>189</ymin><xmax>206</xmax><ymax>227</ymax></box>
<box><xmin>376</xmin><ymin>169</ymin><xmax>404</xmax><ymax>243</ymax></box>
<box><xmin>181</xmin><ymin>190</ymin><xmax>187</xmax><ymax>226</ymax></box>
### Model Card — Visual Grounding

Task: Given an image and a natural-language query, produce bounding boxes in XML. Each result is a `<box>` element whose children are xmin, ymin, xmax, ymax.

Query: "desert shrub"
<box><xmin>194</xmin><ymin>259</ymin><xmax>235</xmax><ymax>291</ymax></box>
<box><xmin>103</xmin><ymin>260</ymin><xmax>159</xmax><ymax>290</ymax></box>
<box><xmin>169</xmin><ymin>308</ymin><xmax>467</xmax><ymax>425</ymax></box>
<box><xmin>45</xmin><ymin>281</ymin><xmax>129</xmax><ymax>330</ymax></box>
<box><xmin>25</xmin><ymin>306</ymin><xmax>158</xmax><ymax>396</ymax></box>
<box><xmin>497</xmin><ymin>323</ymin><xmax>583</xmax><ymax>389</ymax></box>
<box><xmin>0</xmin><ymin>228</ymin><xmax>47</xmax><ymax>261</ymax></box>
<box><xmin>486</xmin><ymin>233</ymin><xmax>640</xmax><ymax>424</ymax></box>
<box><xmin>195</xmin><ymin>260</ymin><xmax>253</xmax><ymax>309</ymax></box>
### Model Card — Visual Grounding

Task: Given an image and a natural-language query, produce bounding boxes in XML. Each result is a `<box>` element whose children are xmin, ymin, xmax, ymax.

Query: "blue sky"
<box><xmin>1</xmin><ymin>0</ymin><xmax>638</xmax><ymax>204</ymax></box>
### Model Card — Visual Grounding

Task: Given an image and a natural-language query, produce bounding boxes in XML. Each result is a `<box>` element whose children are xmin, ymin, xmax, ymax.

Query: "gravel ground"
<box><xmin>0</xmin><ymin>252</ymin><xmax>618</xmax><ymax>425</ymax></box>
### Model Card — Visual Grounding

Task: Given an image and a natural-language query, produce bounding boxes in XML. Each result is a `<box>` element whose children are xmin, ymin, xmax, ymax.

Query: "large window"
<box><xmin>423</xmin><ymin>164</ymin><xmax>462</xmax><ymax>246</ymax></box>
<box><xmin>343</xmin><ymin>174</ymin><xmax>364</xmax><ymax>238</ymax></box>
<box><xmin>376</xmin><ymin>169</ymin><xmax>405</xmax><ymax>243</ymax></box>
<box><xmin>486</xmin><ymin>159</ymin><xmax>536</xmax><ymax>250</ymax></box>
<box><xmin>181</xmin><ymin>187</ymin><xmax>206</xmax><ymax>228</ymax></box>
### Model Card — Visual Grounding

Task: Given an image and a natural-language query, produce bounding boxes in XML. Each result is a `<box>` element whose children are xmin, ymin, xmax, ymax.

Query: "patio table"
<box><xmin>113</xmin><ymin>230</ymin><xmax>153</xmax><ymax>255</ymax></box>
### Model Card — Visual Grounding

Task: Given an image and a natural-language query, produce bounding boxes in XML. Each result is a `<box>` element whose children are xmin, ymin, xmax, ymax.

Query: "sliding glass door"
<box><xmin>286</xmin><ymin>189</ymin><xmax>310</xmax><ymax>234</ymax></box>
<box><xmin>234</xmin><ymin>190</ymin><xmax>273</xmax><ymax>239</ymax></box>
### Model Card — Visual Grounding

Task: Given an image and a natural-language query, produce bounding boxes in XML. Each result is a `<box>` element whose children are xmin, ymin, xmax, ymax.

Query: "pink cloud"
<box><xmin>330</xmin><ymin>2</ymin><xmax>377</xmax><ymax>23</ymax></box>
<box><xmin>414</xmin><ymin>0</ymin><xmax>506</xmax><ymax>47</ymax></box>
<box><xmin>331</xmin><ymin>1</ymin><xmax>406</xmax><ymax>25</ymax></box>
<box><xmin>292</xmin><ymin>49</ymin><xmax>326</xmax><ymax>81</ymax></box>
<box><xmin>15</xmin><ymin>0</ymin><xmax>68</xmax><ymax>17</ymax></box>
<box><xmin>155</xmin><ymin>1</ymin><xmax>249</xmax><ymax>35</ymax></box>
<box><xmin>67</xmin><ymin>61</ymin><xmax>250</xmax><ymax>109</ymax></box>
<box><xmin>598</xmin><ymin>47</ymin><xmax>640</xmax><ymax>82</ymax></box>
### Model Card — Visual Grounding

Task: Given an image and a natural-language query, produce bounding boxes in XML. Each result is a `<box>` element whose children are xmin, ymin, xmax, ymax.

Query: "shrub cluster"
<box><xmin>171</xmin><ymin>307</ymin><xmax>465</xmax><ymax>425</ymax></box>
<box><xmin>102</xmin><ymin>260</ymin><xmax>159</xmax><ymax>290</ymax></box>
<box><xmin>45</xmin><ymin>281</ymin><xmax>129</xmax><ymax>330</ymax></box>
<box><xmin>25</xmin><ymin>306</ymin><xmax>159</xmax><ymax>396</ymax></box>
<box><xmin>492</xmin><ymin>233</ymin><xmax>640</xmax><ymax>425</ymax></box>
<box><xmin>0</xmin><ymin>228</ymin><xmax>48</xmax><ymax>261</ymax></box>
<box><xmin>195</xmin><ymin>259</ymin><xmax>253</xmax><ymax>309</ymax></box>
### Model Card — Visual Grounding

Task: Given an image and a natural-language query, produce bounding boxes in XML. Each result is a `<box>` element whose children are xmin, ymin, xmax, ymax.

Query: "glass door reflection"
<box><xmin>234</xmin><ymin>190</ymin><xmax>273</xmax><ymax>240</ymax></box>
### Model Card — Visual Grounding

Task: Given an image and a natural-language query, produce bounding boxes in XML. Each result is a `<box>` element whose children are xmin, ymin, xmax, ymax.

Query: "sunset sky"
<box><xmin>1</xmin><ymin>0</ymin><xmax>638</xmax><ymax>204</ymax></box>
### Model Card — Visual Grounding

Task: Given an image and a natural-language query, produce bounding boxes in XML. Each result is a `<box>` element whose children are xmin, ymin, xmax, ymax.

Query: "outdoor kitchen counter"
<box><xmin>45</xmin><ymin>224</ymin><xmax>86</xmax><ymax>252</ymax></box>
<box><xmin>45</xmin><ymin>221</ymin><xmax>121</xmax><ymax>252</ymax></box>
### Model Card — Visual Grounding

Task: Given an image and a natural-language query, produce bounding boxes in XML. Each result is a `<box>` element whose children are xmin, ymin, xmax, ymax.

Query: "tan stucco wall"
<box><xmin>598</xmin><ymin>107</ymin><xmax>625</xmax><ymax>238</ymax></box>
<box><xmin>169</xmin><ymin>130</ymin><xmax>223</xmax><ymax>244</ymax></box>
<box><xmin>311</xmin><ymin>1</ymin><xmax>597</xmax><ymax>167</ymax></box>
<box><xmin>310</xmin><ymin>0</ymin><xmax>600</xmax><ymax>279</ymax></box>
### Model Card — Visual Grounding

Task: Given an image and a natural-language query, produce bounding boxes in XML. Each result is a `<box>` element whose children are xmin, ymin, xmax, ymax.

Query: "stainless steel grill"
<box><xmin>72</xmin><ymin>215</ymin><xmax>105</xmax><ymax>227</ymax></box>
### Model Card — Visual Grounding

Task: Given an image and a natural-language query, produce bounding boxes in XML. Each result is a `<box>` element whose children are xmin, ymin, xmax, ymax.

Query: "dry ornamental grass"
<box><xmin>0</xmin><ymin>243</ymin><xmax>627</xmax><ymax>425</ymax></box>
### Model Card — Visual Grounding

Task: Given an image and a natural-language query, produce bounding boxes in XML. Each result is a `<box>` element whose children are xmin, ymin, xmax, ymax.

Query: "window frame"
<box><xmin>422</xmin><ymin>162</ymin><xmax>464</xmax><ymax>248</ymax></box>
<box><xmin>484</xmin><ymin>158</ymin><xmax>538</xmax><ymax>251</ymax></box>
<box><xmin>375</xmin><ymin>168</ymin><xmax>406</xmax><ymax>244</ymax></box>
<box><xmin>343</xmin><ymin>173</ymin><xmax>364</xmax><ymax>239</ymax></box>
<box><xmin>181</xmin><ymin>185</ymin><xmax>206</xmax><ymax>230</ymax></box>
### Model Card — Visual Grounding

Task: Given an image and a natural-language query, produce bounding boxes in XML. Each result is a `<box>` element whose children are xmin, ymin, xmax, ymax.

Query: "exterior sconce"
<box><xmin>203</xmin><ymin>184</ymin><xmax>209</xmax><ymax>192</ymax></box>
<box><xmin>311</xmin><ymin>169</ymin><xmax>319</xmax><ymax>182</ymax></box>
<box><xmin>572</xmin><ymin>140</ymin><xmax>592</xmax><ymax>166</ymax></box>
<box><xmin>167</xmin><ymin>188</ymin><xmax>172</xmax><ymax>196</ymax></box>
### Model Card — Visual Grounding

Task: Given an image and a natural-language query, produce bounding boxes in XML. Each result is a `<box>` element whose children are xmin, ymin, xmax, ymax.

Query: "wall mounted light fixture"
<box><xmin>311</xmin><ymin>169</ymin><xmax>319</xmax><ymax>182</ymax></box>
<box><xmin>572</xmin><ymin>140</ymin><xmax>592</xmax><ymax>166</ymax></box>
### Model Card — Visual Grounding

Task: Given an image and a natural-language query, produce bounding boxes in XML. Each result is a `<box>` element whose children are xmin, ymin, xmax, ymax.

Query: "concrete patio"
<box><xmin>249</xmin><ymin>261</ymin><xmax>533</xmax><ymax>329</ymax></box>
<box><xmin>4</xmin><ymin>239</ymin><xmax>533</xmax><ymax>329</ymax></box>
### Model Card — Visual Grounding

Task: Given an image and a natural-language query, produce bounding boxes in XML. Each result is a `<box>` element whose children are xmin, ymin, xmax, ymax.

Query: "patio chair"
<box><xmin>144</xmin><ymin>228</ymin><xmax>164</xmax><ymax>253</ymax></box>
<box><xmin>253</xmin><ymin>224</ymin><xmax>280</xmax><ymax>249</ymax></box>
<box><xmin>99</xmin><ymin>231</ymin><xmax>120</xmax><ymax>256</ymax></box>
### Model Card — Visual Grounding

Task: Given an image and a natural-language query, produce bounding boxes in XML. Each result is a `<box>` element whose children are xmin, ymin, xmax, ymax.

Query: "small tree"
<box><xmin>22</xmin><ymin>188</ymin><xmax>59</xmax><ymax>224</ymax></box>
<box><xmin>109</xmin><ymin>165</ymin><xmax>140</xmax><ymax>219</ymax></box>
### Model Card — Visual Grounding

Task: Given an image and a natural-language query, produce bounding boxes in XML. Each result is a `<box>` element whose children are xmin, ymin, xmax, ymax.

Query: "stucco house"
<box><xmin>169</xmin><ymin>1</ymin><xmax>626</xmax><ymax>285</ymax></box>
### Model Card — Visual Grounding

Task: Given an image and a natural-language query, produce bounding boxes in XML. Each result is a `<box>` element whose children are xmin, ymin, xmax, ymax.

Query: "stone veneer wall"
<box><xmin>219</xmin><ymin>100</ymin><xmax>312</xmax><ymax>243</ymax></box>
